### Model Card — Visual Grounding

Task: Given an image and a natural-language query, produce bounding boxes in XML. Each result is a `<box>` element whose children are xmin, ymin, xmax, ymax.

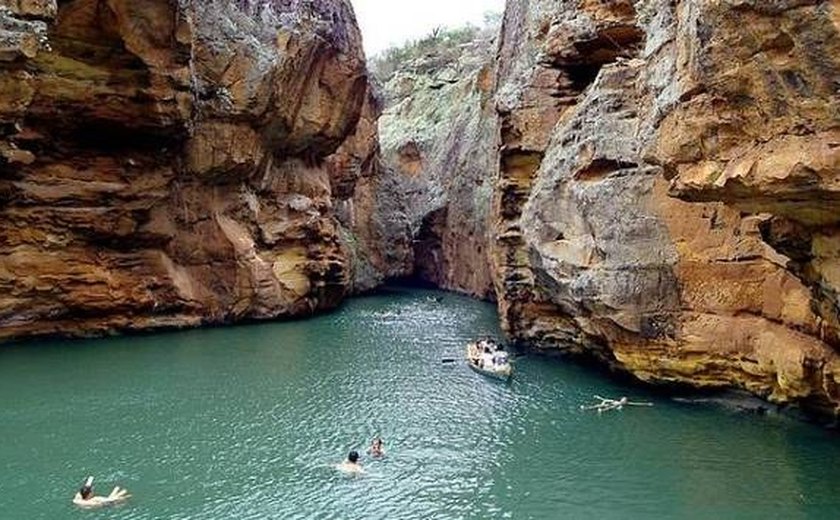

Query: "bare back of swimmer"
<box><xmin>72</xmin><ymin>476</ymin><xmax>131</xmax><ymax>508</ymax></box>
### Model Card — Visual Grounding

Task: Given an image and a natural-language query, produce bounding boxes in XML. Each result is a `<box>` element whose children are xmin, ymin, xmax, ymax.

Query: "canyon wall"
<box><xmin>490</xmin><ymin>0</ymin><xmax>840</xmax><ymax>417</ymax></box>
<box><xmin>0</xmin><ymin>0</ymin><xmax>377</xmax><ymax>339</ymax></box>
<box><xmin>374</xmin><ymin>27</ymin><xmax>498</xmax><ymax>298</ymax></box>
<box><xmin>328</xmin><ymin>85</ymin><xmax>413</xmax><ymax>293</ymax></box>
<box><xmin>373</xmin><ymin>0</ymin><xmax>840</xmax><ymax>418</ymax></box>
<box><xmin>2</xmin><ymin>0</ymin><xmax>839</xmax><ymax>419</ymax></box>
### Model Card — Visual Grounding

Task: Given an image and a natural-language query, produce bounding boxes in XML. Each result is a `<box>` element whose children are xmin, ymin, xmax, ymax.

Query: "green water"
<box><xmin>1</xmin><ymin>288</ymin><xmax>838</xmax><ymax>519</ymax></box>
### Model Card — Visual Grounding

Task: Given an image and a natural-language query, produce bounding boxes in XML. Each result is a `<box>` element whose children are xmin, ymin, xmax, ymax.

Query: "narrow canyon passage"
<box><xmin>2</xmin><ymin>0</ymin><xmax>839</xmax><ymax>417</ymax></box>
<box><xmin>2</xmin><ymin>0</ymin><xmax>840</xmax><ymax>518</ymax></box>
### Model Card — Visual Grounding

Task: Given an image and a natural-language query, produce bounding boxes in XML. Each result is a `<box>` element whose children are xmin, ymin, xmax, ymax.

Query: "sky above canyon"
<box><xmin>352</xmin><ymin>0</ymin><xmax>506</xmax><ymax>56</ymax></box>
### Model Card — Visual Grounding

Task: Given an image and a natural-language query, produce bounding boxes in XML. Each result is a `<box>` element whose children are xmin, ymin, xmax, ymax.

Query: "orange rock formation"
<box><xmin>0</xmin><ymin>0</ymin><xmax>371</xmax><ymax>338</ymax></box>
<box><xmin>489</xmin><ymin>0</ymin><xmax>840</xmax><ymax>418</ymax></box>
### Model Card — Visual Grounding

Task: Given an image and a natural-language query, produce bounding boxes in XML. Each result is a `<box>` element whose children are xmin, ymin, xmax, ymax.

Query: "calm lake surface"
<box><xmin>1</xmin><ymin>288</ymin><xmax>838</xmax><ymax>519</ymax></box>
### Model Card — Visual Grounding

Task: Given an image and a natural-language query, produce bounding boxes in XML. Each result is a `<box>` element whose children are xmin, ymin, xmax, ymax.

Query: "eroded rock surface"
<box><xmin>328</xmin><ymin>86</ymin><xmax>413</xmax><ymax>293</ymax></box>
<box><xmin>375</xmin><ymin>25</ymin><xmax>498</xmax><ymax>298</ymax></box>
<box><xmin>0</xmin><ymin>0</ymin><xmax>370</xmax><ymax>339</ymax></box>
<box><xmin>491</xmin><ymin>0</ymin><xmax>840</xmax><ymax>417</ymax></box>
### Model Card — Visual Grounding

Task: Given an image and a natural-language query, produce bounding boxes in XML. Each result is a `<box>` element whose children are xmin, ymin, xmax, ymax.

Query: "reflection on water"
<box><xmin>0</xmin><ymin>287</ymin><xmax>837</xmax><ymax>519</ymax></box>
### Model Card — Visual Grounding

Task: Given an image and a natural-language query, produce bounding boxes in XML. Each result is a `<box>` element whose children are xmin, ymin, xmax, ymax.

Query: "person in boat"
<box><xmin>493</xmin><ymin>350</ymin><xmax>509</xmax><ymax>366</ymax></box>
<box><xmin>368</xmin><ymin>437</ymin><xmax>385</xmax><ymax>458</ymax></box>
<box><xmin>73</xmin><ymin>476</ymin><xmax>130</xmax><ymax>508</ymax></box>
<box><xmin>337</xmin><ymin>450</ymin><xmax>364</xmax><ymax>474</ymax></box>
<box><xmin>470</xmin><ymin>347</ymin><xmax>481</xmax><ymax>366</ymax></box>
<box><xmin>481</xmin><ymin>346</ymin><xmax>495</xmax><ymax>368</ymax></box>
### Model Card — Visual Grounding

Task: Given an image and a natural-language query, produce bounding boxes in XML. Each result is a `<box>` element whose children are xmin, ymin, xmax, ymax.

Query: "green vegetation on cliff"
<box><xmin>370</xmin><ymin>12</ymin><xmax>500</xmax><ymax>83</ymax></box>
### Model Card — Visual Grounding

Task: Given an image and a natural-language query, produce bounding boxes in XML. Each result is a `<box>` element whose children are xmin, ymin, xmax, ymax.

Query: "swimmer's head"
<box><xmin>79</xmin><ymin>477</ymin><xmax>94</xmax><ymax>499</ymax></box>
<box><xmin>348</xmin><ymin>451</ymin><xmax>360</xmax><ymax>463</ymax></box>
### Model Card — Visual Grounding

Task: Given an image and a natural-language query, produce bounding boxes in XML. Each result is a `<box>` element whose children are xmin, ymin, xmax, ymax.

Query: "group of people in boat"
<box><xmin>471</xmin><ymin>337</ymin><xmax>510</xmax><ymax>370</ymax></box>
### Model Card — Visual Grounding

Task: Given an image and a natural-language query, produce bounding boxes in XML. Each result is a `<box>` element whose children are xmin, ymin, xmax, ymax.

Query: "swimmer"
<box><xmin>368</xmin><ymin>437</ymin><xmax>385</xmax><ymax>458</ymax></box>
<box><xmin>336</xmin><ymin>450</ymin><xmax>364</xmax><ymax>474</ymax></box>
<box><xmin>72</xmin><ymin>476</ymin><xmax>131</xmax><ymax>508</ymax></box>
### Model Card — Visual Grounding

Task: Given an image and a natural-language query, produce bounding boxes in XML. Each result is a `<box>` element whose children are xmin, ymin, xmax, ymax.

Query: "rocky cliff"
<box><xmin>372</xmin><ymin>0</ymin><xmax>839</xmax><ymax>419</ymax></box>
<box><xmin>373</xmin><ymin>24</ymin><xmax>498</xmax><ymax>299</ymax></box>
<box><xmin>0</xmin><ymin>0</ymin><xmax>373</xmax><ymax>339</ymax></box>
<box><xmin>490</xmin><ymin>0</ymin><xmax>840</xmax><ymax>418</ymax></box>
<box><xmin>328</xmin><ymin>84</ymin><xmax>413</xmax><ymax>293</ymax></box>
<box><xmin>3</xmin><ymin>0</ymin><xmax>839</xmax><ymax>420</ymax></box>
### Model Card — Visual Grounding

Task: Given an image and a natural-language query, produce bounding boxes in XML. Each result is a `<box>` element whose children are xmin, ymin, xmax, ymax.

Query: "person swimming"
<box><xmin>368</xmin><ymin>437</ymin><xmax>385</xmax><ymax>458</ymax></box>
<box><xmin>72</xmin><ymin>476</ymin><xmax>131</xmax><ymax>508</ymax></box>
<box><xmin>336</xmin><ymin>450</ymin><xmax>364</xmax><ymax>474</ymax></box>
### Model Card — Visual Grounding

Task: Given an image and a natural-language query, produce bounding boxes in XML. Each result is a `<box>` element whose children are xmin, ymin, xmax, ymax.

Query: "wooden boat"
<box><xmin>466</xmin><ymin>341</ymin><xmax>513</xmax><ymax>381</ymax></box>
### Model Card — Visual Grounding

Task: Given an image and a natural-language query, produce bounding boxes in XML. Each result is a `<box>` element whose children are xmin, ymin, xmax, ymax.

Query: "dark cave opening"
<box><xmin>565</xmin><ymin>63</ymin><xmax>604</xmax><ymax>92</ymax></box>
<box><xmin>411</xmin><ymin>206</ymin><xmax>448</xmax><ymax>289</ymax></box>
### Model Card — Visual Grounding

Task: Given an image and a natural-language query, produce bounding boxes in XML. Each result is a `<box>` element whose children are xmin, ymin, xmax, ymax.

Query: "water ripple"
<box><xmin>0</xmin><ymin>289</ymin><xmax>838</xmax><ymax>519</ymax></box>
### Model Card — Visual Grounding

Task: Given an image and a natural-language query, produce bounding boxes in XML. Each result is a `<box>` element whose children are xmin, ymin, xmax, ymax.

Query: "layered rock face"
<box><xmin>0</xmin><ymin>0</ymin><xmax>371</xmax><ymax>339</ymax></box>
<box><xmin>328</xmin><ymin>86</ymin><xmax>413</xmax><ymax>293</ymax></box>
<box><xmin>492</xmin><ymin>0</ymin><xmax>840</xmax><ymax>417</ymax></box>
<box><xmin>3</xmin><ymin>0</ymin><xmax>839</xmax><ymax>420</ymax></box>
<box><xmin>375</xmin><ymin>27</ymin><xmax>498</xmax><ymax>298</ymax></box>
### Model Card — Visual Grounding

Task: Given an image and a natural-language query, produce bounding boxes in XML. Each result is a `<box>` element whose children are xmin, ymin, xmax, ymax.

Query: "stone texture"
<box><xmin>328</xmin><ymin>86</ymin><xmax>413</xmax><ymax>293</ymax></box>
<box><xmin>489</xmin><ymin>0</ymin><xmax>840</xmax><ymax>418</ymax></box>
<box><xmin>0</xmin><ymin>0</ymin><xmax>370</xmax><ymax>339</ymax></box>
<box><xmin>376</xmin><ymin>26</ymin><xmax>499</xmax><ymax>299</ymax></box>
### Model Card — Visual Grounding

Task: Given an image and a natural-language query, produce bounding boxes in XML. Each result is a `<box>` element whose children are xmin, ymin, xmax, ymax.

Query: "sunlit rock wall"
<box><xmin>0</xmin><ymin>0</ymin><xmax>371</xmax><ymax>339</ymax></box>
<box><xmin>491</xmin><ymin>0</ymin><xmax>840</xmax><ymax>417</ymax></box>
